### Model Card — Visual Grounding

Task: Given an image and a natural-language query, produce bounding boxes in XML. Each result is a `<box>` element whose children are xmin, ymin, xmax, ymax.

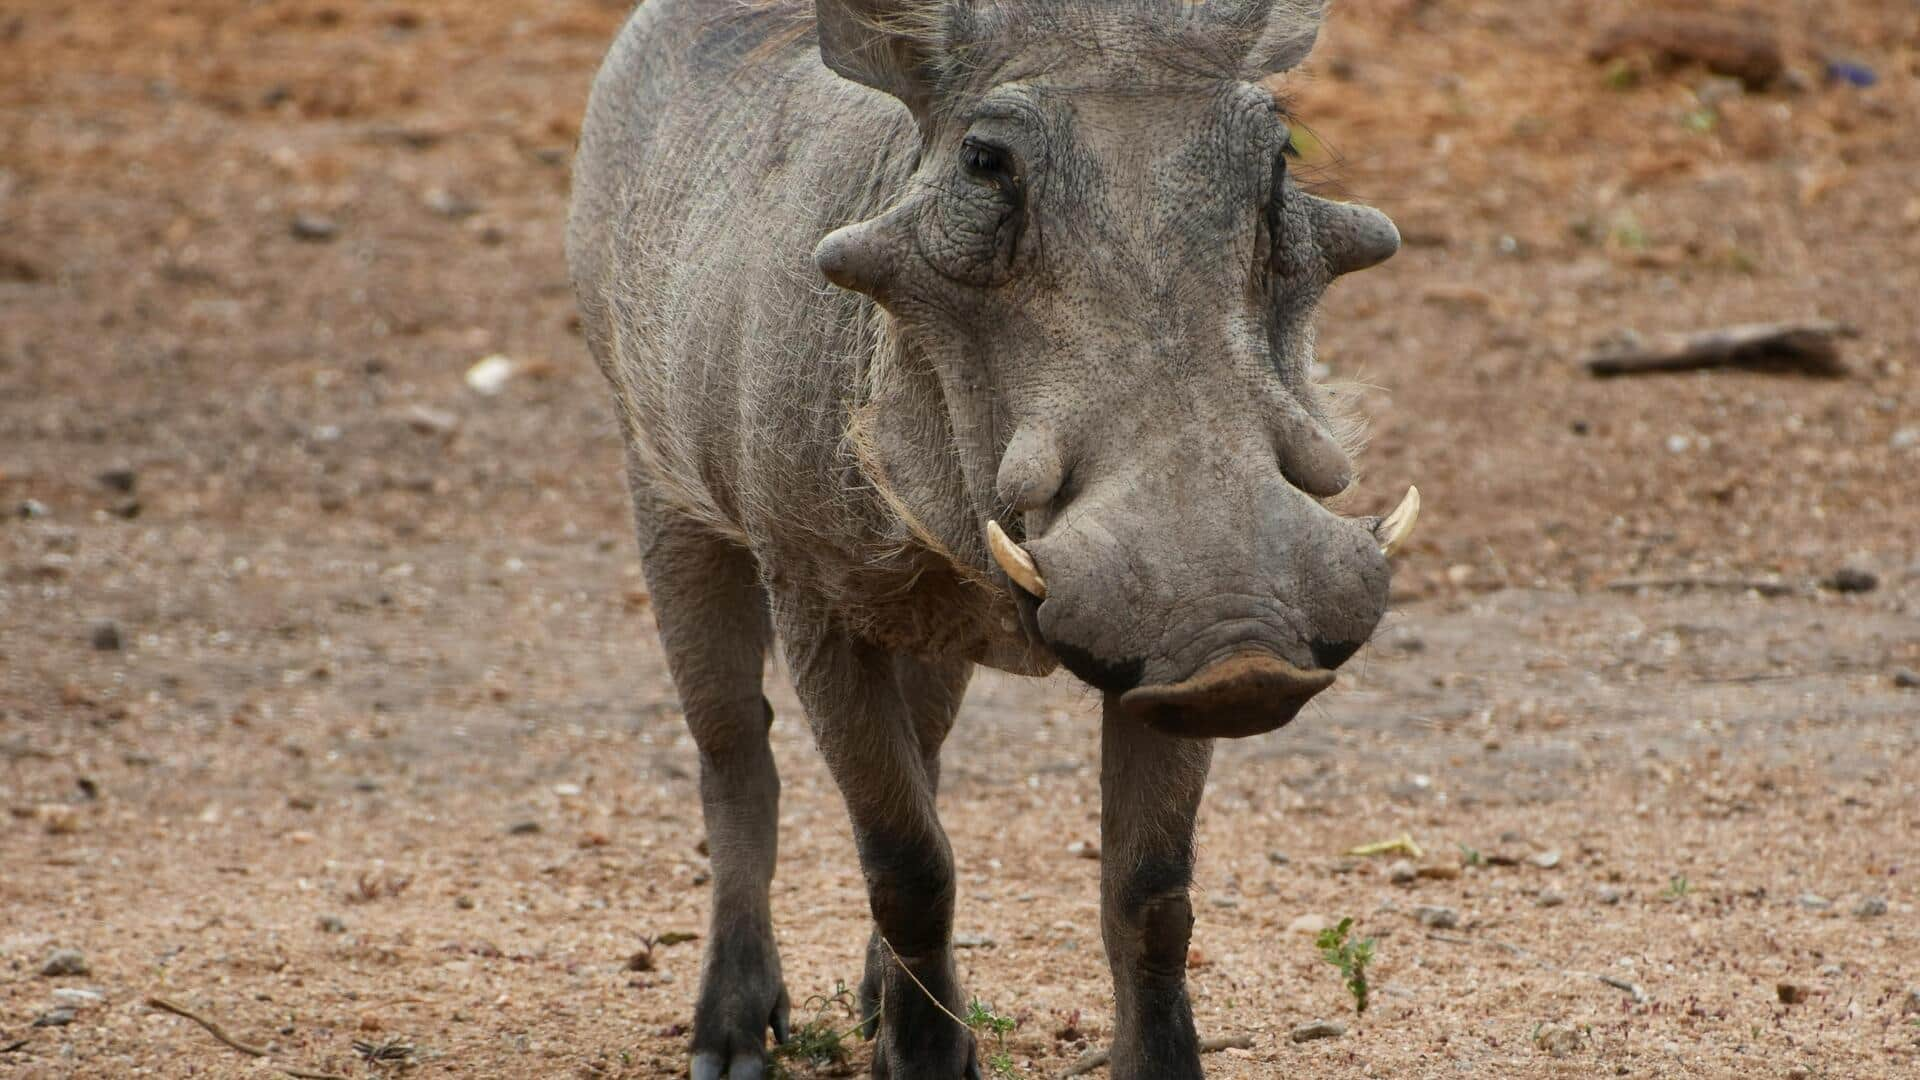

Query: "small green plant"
<box><xmin>1458</xmin><ymin>843</ymin><xmax>1483</xmax><ymax>868</ymax></box>
<box><xmin>965</xmin><ymin>998</ymin><xmax>1019</xmax><ymax>1078</ymax></box>
<box><xmin>1664</xmin><ymin>875</ymin><xmax>1692</xmax><ymax>900</ymax></box>
<box><xmin>770</xmin><ymin>981</ymin><xmax>872</xmax><ymax>1078</ymax></box>
<box><xmin>1314</xmin><ymin>917</ymin><xmax>1375</xmax><ymax>1015</ymax></box>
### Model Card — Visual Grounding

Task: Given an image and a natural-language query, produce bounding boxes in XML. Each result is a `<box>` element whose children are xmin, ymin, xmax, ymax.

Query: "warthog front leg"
<box><xmin>1099</xmin><ymin>698</ymin><xmax>1215</xmax><ymax>1080</ymax></box>
<box><xmin>781</xmin><ymin>618</ymin><xmax>978</xmax><ymax>1080</ymax></box>
<box><xmin>857</xmin><ymin>655</ymin><xmax>972</xmax><ymax>1045</ymax></box>
<box><xmin>634</xmin><ymin>507</ymin><xmax>787</xmax><ymax>1080</ymax></box>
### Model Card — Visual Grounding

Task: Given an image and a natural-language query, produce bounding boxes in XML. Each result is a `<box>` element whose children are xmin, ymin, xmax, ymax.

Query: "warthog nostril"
<box><xmin>1119</xmin><ymin>653</ymin><xmax>1336</xmax><ymax>739</ymax></box>
<box><xmin>1309</xmin><ymin>638</ymin><xmax>1364</xmax><ymax>670</ymax></box>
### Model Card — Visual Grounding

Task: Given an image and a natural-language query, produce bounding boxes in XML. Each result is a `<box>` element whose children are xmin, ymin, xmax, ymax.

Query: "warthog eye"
<box><xmin>960</xmin><ymin>136</ymin><xmax>1019</xmax><ymax>202</ymax></box>
<box><xmin>1265</xmin><ymin>148</ymin><xmax>1290</xmax><ymax>266</ymax></box>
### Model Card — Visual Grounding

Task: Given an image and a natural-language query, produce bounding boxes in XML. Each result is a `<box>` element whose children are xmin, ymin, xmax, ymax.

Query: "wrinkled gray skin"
<box><xmin>567</xmin><ymin>1</ymin><xmax>1401</xmax><ymax>1076</ymax></box>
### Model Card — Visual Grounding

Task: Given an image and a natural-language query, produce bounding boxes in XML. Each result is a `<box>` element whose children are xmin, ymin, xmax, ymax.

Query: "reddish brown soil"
<box><xmin>3</xmin><ymin>2</ymin><xmax>1917</xmax><ymax>1077</ymax></box>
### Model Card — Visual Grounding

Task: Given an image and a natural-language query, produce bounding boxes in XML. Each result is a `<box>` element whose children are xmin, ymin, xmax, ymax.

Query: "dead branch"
<box><xmin>1606</xmin><ymin>575</ymin><xmax>1798</xmax><ymax>598</ymax></box>
<box><xmin>145</xmin><ymin>996</ymin><xmax>348</xmax><ymax>1080</ymax></box>
<box><xmin>1584</xmin><ymin>321</ymin><xmax>1856</xmax><ymax>378</ymax></box>
<box><xmin>1061</xmin><ymin>1033</ymin><xmax>1253</xmax><ymax>1077</ymax></box>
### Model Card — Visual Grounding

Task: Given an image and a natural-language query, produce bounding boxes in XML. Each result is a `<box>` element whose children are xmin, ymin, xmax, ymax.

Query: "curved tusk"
<box><xmin>985</xmin><ymin>519</ymin><xmax>1047</xmax><ymax>599</ymax></box>
<box><xmin>1377</xmin><ymin>485</ymin><xmax>1421</xmax><ymax>557</ymax></box>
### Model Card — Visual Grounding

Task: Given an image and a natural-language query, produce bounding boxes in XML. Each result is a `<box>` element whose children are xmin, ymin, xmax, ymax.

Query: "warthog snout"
<box><xmin>989</xmin><ymin>467</ymin><xmax>1421</xmax><ymax>738</ymax></box>
<box><xmin>1119</xmin><ymin>652</ymin><xmax>1337</xmax><ymax>739</ymax></box>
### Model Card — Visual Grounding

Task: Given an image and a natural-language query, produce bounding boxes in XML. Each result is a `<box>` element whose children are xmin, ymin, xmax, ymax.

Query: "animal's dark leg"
<box><xmin>858</xmin><ymin>655</ymin><xmax>972</xmax><ymax>1044</ymax></box>
<box><xmin>779</xmin><ymin>616</ymin><xmax>977</xmax><ymax>1080</ymax></box>
<box><xmin>1099</xmin><ymin>696</ymin><xmax>1214</xmax><ymax>1080</ymax></box>
<box><xmin>634</xmin><ymin>500</ymin><xmax>785</xmax><ymax>1080</ymax></box>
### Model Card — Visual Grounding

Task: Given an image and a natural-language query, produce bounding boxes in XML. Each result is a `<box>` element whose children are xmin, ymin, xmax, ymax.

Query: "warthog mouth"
<box><xmin>1117</xmin><ymin>651</ymin><xmax>1337</xmax><ymax>739</ymax></box>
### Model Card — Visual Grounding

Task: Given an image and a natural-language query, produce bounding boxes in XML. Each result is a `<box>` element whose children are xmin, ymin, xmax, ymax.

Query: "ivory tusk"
<box><xmin>1377</xmin><ymin>485</ymin><xmax>1421</xmax><ymax>557</ymax></box>
<box><xmin>985</xmin><ymin>519</ymin><xmax>1047</xmax><ymax>598</ymax></box>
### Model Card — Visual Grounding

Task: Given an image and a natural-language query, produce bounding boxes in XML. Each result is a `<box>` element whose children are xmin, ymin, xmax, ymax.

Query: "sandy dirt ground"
<box><xmin>3</xmin><ymin>1</ymin><xmax>1918</xmax><ymax>1077</ymax></box>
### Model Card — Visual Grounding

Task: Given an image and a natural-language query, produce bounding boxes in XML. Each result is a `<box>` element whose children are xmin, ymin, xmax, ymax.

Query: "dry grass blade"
<box><xmin>145</xmin><ymin>996</ymin><xmax>348</xmax><ymax>1080</ymax></box>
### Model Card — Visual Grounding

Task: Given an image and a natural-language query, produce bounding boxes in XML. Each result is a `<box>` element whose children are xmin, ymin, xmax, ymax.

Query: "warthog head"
<box><xmin>814</xmin><ymin>0</ymin><xmax>1418</xmax><ymax>737</ymax></box>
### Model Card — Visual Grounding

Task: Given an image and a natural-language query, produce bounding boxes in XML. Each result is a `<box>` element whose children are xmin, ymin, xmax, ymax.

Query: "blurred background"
<box><xmin>2</xmin><ymin>1</ymin><xmax>1916</xmax><ymax>1077</ymax></box>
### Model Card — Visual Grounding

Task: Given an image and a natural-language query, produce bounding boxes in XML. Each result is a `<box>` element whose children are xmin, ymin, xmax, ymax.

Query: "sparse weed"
<box><xmin>770</xmin><ymin>981</ymin><xmax>870</xmax><ymax>1079</ymax></box>
<box><xmin>1664</xmin><ymin>875</ymin><xmax>1692</xmax><ymax>900</ymax></box>
<box><xmin>1315</xmin><ymin>917</ymin><xmax>1375</xmax><ymax>1015</ymax></box>
<box><xmin>964</xmin><ymin>998</ymin><xmax>1019</xmax><ymax>1078</ymax></box>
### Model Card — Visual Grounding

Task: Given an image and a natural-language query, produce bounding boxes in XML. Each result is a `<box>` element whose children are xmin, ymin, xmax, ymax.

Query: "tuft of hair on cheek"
<box><xmin>1310</xmin><ymin>375</ymin><xmax>1374</xmax><ymax>511</ymax></box>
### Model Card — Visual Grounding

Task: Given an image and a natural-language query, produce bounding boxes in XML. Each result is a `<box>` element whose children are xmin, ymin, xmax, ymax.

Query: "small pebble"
<box><xmin>1776</xmin><ymin>981</ymin><xmax>1811</xmax><ymax>1004</ymax></box>
<box><xmin>1893</xmin><ymin>669</ymin><xmax>1920</xmax><ymax>690</ymax></box>
<box><xmin>89</xmin><ymin>620</ymin><xmax>122</xmax><ymax>651</ymax></box>
<box><xmin>1413</xmin><ymin>905</ymin><xmax>1460</xmax><ymax>929</ymax></box>
<box><xmin>1901</xmin><ymin>988</ymin><xmax>1920</xmax><ymax>1015</ymax></box>
<box><xmin>1535</xmin><ymin>1023</ymin><xmax>1580</xmax><ymax>1058</ymax></box>
<box><xmin>32</xmin><ymin>1006</ymin><xmax>77</xmax><ymax>1028</ymax></box>
<box><xmin>317</xmin><ymin>914</ymin><xmax>347</xmax><ymax>933</ymax></box>
<box><xmin>1529</xmin><ymin>849</ymin><xmax>1562</xmax><ymax>870</ymax></box>
<box><xmin>290</xmin><ymin>212</ymin><xmax>339</xmax><ymax>241</ymax></box>
<box><xmin>507</xmin><ymin>820</ymin><xmax>542</xmax><ymax>835</ymax></box>
<box><xmin>454</xmin><ymin>894</ymin><xmax>476</xmax><ymax>911</ymax></box>
<box><xmin>1387</xmin><ymin>859</ymin><xmax>1417</xmax><ymax>885</ymax></box>
<box><xmin>40</xmin><ymin>949</ymin><xmax>89</xmax><ymax>977</ymax></box>
<box><xmin>1536</xmin><ymin>889</ymin><xmax>1566</xmax><ymax>908</ymax></box>
<box><xmin>1416</xmin><ymin>862</ymin><xmax>1462</xmax><ymax>881</ymax></box>
<box><xmin>19</xmin><ymin>498</ymin><xmax>50</xmax><ymax>518</ymax></box>
<box><xmin>96</xmin><ymin>466</ymin><xmax>137</xmax><ymax>493</ymax></box>
<box><xmin>1067</xmin><ymin>840</ymin><xmax>1100</xmax><ymax>860</ymax></box>
<box><xmin>1822</xmin><ymin>566</ymin><xmax>1878</xmax><ymax>593</ymax></box>
<box><xmin>1289</xmin><ymin>1019</ymin><xmax>1346</xmax><ymax>1043</ymax></box>
<box><xmin>1287</xmin><ymin>913</ymin><xmax>1331</xmax><ymax>935</ymax></box>
<box><xmin>1266</xmin><ymin>851</ymin><xmax>1291</xmax><ymax>865</ymax></box>
<box><xmin>953</xmin><ymin>933</ymin><xmax>995</xmax><ymax>949</ymax></box>
<box><xmin>51</xmin><ymin>988</ymin><xmax>104</xmax><ymax>1005</ymax></box>
<box><xmin>423</xmin><ymin>187</ymin><xmax>479</xmax><ymax>219</ymax></box>
<box><xmin>1797</xmin><ymin>893</ymin><xmax>1831</xmax><ymax>911</ymax></box>
<box><xmin>1817</xmin><ymin>964</ymin><xmax>1843</xmax><ymax>978</ymax></box>
<box><xmin>1852</xmin><ymin>896</ymin><xmax>1887</xmax><ymax>917</ymax></box>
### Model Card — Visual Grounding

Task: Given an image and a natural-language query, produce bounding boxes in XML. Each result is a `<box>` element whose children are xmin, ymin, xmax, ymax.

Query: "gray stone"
<box><xmin>1534</xmin><ymin>1023</ymin><xmax>1580</xmax><ymax>1058</ymax></box>
<box><xmin>89</xmin><ymin>621</ymin><xmax>122</xmax><ymax>652</ymax></box>
<box><xmin>1852</xmin><ymin>895</ymin><xmax>1888</xmax><ymax>918</ymax></box>
<box><xmin>1797</xmin><ymin>893</ymin><xmax>1831</xmax><ymax>911</ymax></box>
<box><xmin>290</xmin><ymin>213</ymin><xmax>338</xmax><ymax>241</ymax></box>
<box><xmin>1388</xmin><ymin>859</ymin><xmax>1417</xmax><ymax>885</ymax></box>
<box><xmin>1413</xmin><ymin>905</ymin><xmax>1460</xmax><ymax>929</ymax></box>
<box><xmin>39</xmin><ymin>949</ymin><xmax>89</xmax><ymax>977</ymax></box>
<box><xmin>1536</xmin><ymin>889</ymin><xmax>1566</xmax><ymax>908</ymax></box>
<box><xmin>32</xmin><ymin>1006</ymin><xmax>76</xmax><ymax>1027</ymax></box>
<box><xmin>317</xmin><ymin>914</ymin><xmax>347</xmax><ymax>933</ymax></box>
<box><xmin>1893</xmin><ymin>669</ymin><xmax>1920</xmax><ymax>690</ymax></box>
<box><xmin>1289</xmin><ymin>1019</ymin><xmax>1346</xmax><ymax>1043</ymax></box>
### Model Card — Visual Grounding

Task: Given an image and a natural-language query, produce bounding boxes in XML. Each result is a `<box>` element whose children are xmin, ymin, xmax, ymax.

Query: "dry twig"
<box><xmin>1606</xmin><ymin>575</ymin><xmax>1797</xmax><ymax>598</ymax></box>
<box><xmin>145</xmin><ymin>995</ymin><xmax>347</xmax><ymax>1080</ymax></box>
<box><xmin>1584</xmin><ymin>321</ymin><xmax>1856</xmax><ymax>378</ymax></box>
<box><xmin>1061</xmin><ymin>1034</ymin><xmax>1253</xmax><ymax>1077</ymax></box>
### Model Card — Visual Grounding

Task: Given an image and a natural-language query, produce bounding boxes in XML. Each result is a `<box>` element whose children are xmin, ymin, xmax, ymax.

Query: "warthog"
<box><xmin>567</xmin><ymin>0</ymin><xmax>1417</xmax><ymax>1075</ymax></box>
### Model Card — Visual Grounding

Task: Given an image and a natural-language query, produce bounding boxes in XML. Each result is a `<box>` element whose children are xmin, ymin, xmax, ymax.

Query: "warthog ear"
<box><xmin>814</xmin><ymin>0</ymin><xmax>943</xmax><ymax>121</ymax></box>
<box><xmin>1216</xmin><ymin>0</ymin><xmax>1326</xmax><ymax>77</ymax></box>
